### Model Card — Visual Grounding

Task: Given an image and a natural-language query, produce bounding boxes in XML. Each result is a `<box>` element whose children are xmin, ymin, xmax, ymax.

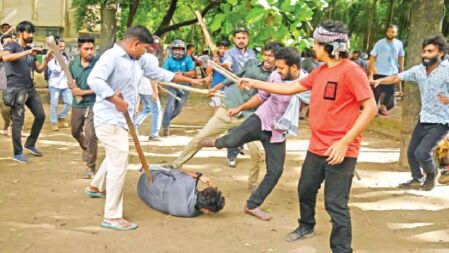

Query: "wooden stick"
<box><xmin>157</xmin><ymin>84</ymin><xmax>182</xmax><ymax>101</ymax></box>
<box><xmin>194</xmin><ymin>10</ymin><xmax>217</xmax><ymax>58</ymax></box>
<box><xmin>159</xmin><ymin>82</ymin><xmax>225</xmax><ymax>97</ymax></box>
<box><xmin>117</xmin><ymin>92</ymin><xmax>152</xmax><ymax>184</ymax></box>
<box><xmin>46</xmin><ymin>36</ymin><xmax>82</xmax><ymax>102</ymax></box>
<box><xmin>208</xmin><ymin>60</ymin><xmax>239</xmax><ymax>83</ymax></box>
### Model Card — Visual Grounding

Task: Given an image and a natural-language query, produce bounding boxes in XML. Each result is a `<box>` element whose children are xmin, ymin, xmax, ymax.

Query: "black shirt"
<box><xmin>3</xmin><ymin>41</ymin><xmax>36</xmax><ymax>88</ymax></box>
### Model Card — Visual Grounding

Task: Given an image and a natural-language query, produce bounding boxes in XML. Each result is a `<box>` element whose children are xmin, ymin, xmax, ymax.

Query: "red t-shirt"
<box><xmin>299</xmin><ymin>59</ymin><xmax>373</xmax><ymax>158</ymax></box>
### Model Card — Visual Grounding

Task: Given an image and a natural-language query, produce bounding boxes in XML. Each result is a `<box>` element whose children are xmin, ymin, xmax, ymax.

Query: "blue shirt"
<box><xmin>398</xmin><ymin>61</ymin><xmax>449</xmax><ymax>124</ymax></box>
<box><xmin>223</xmin><ymin>47</ymin><xmax>256</xmax><ymax>73</ymax></box>
<box><xmin>211</xmin><ymin>56</ymin><xmax>226</xmax><ymax>89</ymax></box>
<box><xmin>163</xmin><ymin>56</ymin><xmax>195</xmax><ymax>73</ymax></box>
<box><xmin>87</xmin><ymin>44</ymin><xmax>175</xmax><ymax>128</ymax></box>
<box><xmin>370</xmin><ymin>38</ymin><xmax>405</xmax><ymax>75</ymax></box>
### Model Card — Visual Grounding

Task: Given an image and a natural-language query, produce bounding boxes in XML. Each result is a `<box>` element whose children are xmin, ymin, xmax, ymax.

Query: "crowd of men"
<box><xmin>1</xmin><ymin>18</ymin><xmax>449</xmax><ymax>253</ymax></box>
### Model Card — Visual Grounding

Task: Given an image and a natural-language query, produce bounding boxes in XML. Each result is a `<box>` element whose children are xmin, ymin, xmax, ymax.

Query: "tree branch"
<box><xmin>126</xmin><ymin>0</ymin><xmax>140</xmax><ymax>28</ymax></box>
<box><xmin>157</xmin><ymin>0</ymin><xmax>178</xmax><ymax>32</ymax></box>
<box><xmin>154</xmin><ymin>0</ymin><xmax>223</xmax><ymax>36</ymax></box>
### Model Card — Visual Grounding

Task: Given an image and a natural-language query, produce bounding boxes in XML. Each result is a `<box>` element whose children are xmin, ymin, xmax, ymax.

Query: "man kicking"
<box><xmin>137</xmin><ymin>165</ymin><xmax>225</xmax><ymax>217</ymax></box>
<box><xmin>172</xmin><ymin>42</ymin><xmax>282</xmax><ymax>191</ymax></box>
<box><xmin>200</xmin><ymin>47</ymin><xmax>308</xmax><ymax>221</ymax></box>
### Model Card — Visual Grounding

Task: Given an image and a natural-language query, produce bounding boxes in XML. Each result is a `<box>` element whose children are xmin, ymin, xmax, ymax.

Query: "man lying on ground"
<box><xmin>137</xmin><ymin>165</ymin><xmax>225</xmax><ymax>217</ymax></box>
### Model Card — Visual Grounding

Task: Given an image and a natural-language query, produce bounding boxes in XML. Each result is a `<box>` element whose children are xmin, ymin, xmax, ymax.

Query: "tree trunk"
<box><xmin>100</xmin><ymin>2</ymin><xmax>118</xmax><ymax>53</ymax></box>
<box><xmin>386</xmin><ymin>0</ymin><xmax>395</xmax><ymax>26</ymax></box>
<box><xmin>126</xmin><ymin>0</ymin><xmax>140</xmax><ymax>28</ymax></box>
<box><xmin>365</xmin><ymin>0</ymin><xmax>378</xmax><ymax>51</ymax></box>
<box><xmin>398</xmin><ymin>0</ymin><xmax>445</xmax><ymax>167</ymax></box>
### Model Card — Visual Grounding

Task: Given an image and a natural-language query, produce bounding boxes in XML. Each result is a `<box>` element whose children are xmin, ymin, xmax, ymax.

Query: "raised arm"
<box><xmin>240</xmin><ymin>78</ymin><xmax>308</xmax><ymax>95</ymax></box>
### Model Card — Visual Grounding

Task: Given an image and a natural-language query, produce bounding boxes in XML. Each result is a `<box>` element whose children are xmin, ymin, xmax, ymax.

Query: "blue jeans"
<box><xmin>49</xmin><ymin>87</ymin><xmax>72</xmax><ymax>124</ymax></box>
<box><xmin>134</xmin><ymin>94</ymin><xmax>162</xmax><ymax>137</ymax></box>
<box><xmin>162</xmin><ymin>87</ymin><xmax>189</xmax><ymax>129</ymax></box>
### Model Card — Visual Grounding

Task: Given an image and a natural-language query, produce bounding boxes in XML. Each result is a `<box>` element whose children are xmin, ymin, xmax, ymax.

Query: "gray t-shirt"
<box><xmin>137</xmin><ymin>165</ymin><xmax>200</xmax><ymax>217</ymax></box>
<box><xmin>3</xmin><ymin>41</ymin><xmax>36</xmax><ymax>88</ymax></box>
<box><xmin>0</xmin><ymin>61</ymin><xmax>6</xmax><ymax>90</ymax></box>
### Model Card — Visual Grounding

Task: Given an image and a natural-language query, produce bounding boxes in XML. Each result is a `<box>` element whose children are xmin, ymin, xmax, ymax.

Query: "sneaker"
<box><xmin>286</xmin><ymin>226</ymin><xmax>315</xmax><ymax>242</ymax></box>
<box><xmin>398</xmin><ymin>178</ymin><xmax>423</xmax><ymax>189</ymax></box>
<box><xmin>51</xmin><ymin>124</ymin><xmax>59</xmax><ymax>131</ymax></box>
<box><xmin>162</xmin><ymin>128</ymin><xmax>169</xmax><ymax>137</ymax></box>
<box><xmin>58</xmin><ymin>118</ymin><xmax>70</xmax><ymax>128</ymax></box>
<box><xmin>24</xmin><ymin>145</ymin><xmax>43</xmax><ymax>156</ymax></box>
<box><xmin>227</xmin><ymin>158</ymin><xmax>237</xmax><ymax>168</ymax></box>
<box><xmin>13</xmin><ymin>153</ymin><xmax>29</xmax><ymax>163</ymax></box>
<box><xmin>149</xmin><ymin>135</ymin><xmax>161</xmax><ymax>141</ymax></box>
<box><xmin>83</xmin><ymin>167</ymin><xmax>96</xmax><ymax>179</ymax></box>
<box><xmin>421</xmin><ymin>170</ymin><xmax>440</xmax><ymax>191</ymax></box>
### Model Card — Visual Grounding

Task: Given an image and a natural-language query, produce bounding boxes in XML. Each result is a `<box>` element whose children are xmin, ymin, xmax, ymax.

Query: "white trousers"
<box><xmin>90</xmin><ymin>124</ymin><xmax>129</xmax><ymax>219</ymax></box>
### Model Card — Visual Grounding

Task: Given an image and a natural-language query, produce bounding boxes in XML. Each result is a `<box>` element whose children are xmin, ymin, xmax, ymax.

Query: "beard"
<box><xmin>422</xmin><ymin>56</ymin><xmax>439</xmax><ymax>67</ymax></box>
<box><xmin>236</xmin><ymin>43</ymin><xmax>246</xmax><ymax>49</ymax></box>
<box><xmin>24</xmin><ymin>37</ymin><xmax>33</xmax><ymax>43</ymax></box>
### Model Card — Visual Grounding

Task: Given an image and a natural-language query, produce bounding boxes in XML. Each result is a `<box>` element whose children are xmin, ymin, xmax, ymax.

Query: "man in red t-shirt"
<box><xmin>238</xmin><ymin>20</ymin><xmax>377</xmax><ymax>253</ymax></box>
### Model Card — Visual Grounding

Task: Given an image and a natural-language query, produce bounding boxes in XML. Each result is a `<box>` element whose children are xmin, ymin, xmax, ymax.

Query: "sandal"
<box><xmin>84</xmin><ymin>187</ymin><xmax>106</xmax><ymax>198</ymax></box>
<box><xmin>101</xmin><ymin>219</ymin><xmax>138</xmax><ymax>231</ymax></box>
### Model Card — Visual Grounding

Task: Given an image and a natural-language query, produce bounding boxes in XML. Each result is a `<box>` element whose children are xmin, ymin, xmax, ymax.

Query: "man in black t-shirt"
<box><xmin>2</xmin><ymin>21</ymin><xmax>53</xmax><ymax>163</ymax></box>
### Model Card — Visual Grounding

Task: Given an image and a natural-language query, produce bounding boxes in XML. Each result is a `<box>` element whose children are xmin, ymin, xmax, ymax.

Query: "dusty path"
<box><xmin>0</xmin><ymin>94</ymin><xmax>448</xmax><ymax>253</ymax></box>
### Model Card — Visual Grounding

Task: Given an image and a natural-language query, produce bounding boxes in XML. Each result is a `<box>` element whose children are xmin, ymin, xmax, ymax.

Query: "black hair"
<box><xmin>78</xmin><ymin>35</ymin><xmax>95</xmax><ymax>47</ymax></box>
<box><xmin>1</xmin><ymin>23</ymin><xmax>10</xmax><ymax>29</ymax></box>
<box><xmin>422</xmin><ymin>35</ymin><xmax>448</xmax><ymax>59</ymax></box>
<box><xmin>217</xmin><ymin>39</ymin><xmax>230</xmax><ymax>47</ymax></box>
<box><xmin>386</xmin><ymin>24</ymin><xmax>398</xmax><ymax>31</ymax></box>
<box><xmin>17</xmin><ymin>21</ymin><xmax>35</xmax><ymax>33</ymax></box>
<box><xmin>275</xmin><ymin>47</ymin><xmax>301</xmax><ymax>68</ymax></box>
<box><xmin>1</xmin><ymin>34</ymin><xmax>12</xmax><ymax>44</ymax></box>
<box><xmin>186</xmin><ymin>43</ymin><xmax>194</xmax><ymax>51</ymax></box>
<box><xmin>196</xmin><ymin>187</ymin><xmax>225</xmax><ymax>213</ymax></box>
<box><xmin>53</xmin><ymin>35</ymin><xmax>64</xmax><ymax>45</ymax></box>
<box><xmin>352</xmin><ymin>50</ymin><xmax>361</xmax><ymax>55</ymax></box>
<box><xmin>124</xmin><ymin>25</ymin><xmax>153</xmax><ymax>44</ymax></box>
<box><xmin>264</xmin><ymin>41</ymin><xmax>284</xmax><ymax>54</ymax></box>
<box><xmin>318</xmin><ymin>20</ymin><xmax>349</xmax><ymax>59</ymax></box>
<box><xmin>202</xmin><ymin>50</ymin><xmax>209</xmax><ymax>55</ymax></box>
<box><xmin>233</xmin><ymin>27</ymin><xmax>249</xmax><ymax>36</ymax></box>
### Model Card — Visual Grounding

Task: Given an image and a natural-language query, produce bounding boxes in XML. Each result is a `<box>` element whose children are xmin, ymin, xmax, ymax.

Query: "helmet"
<box><xmin>170</xmin><ymin>39</ymin><xmax>186</xmax><ymax>59</ymax></box>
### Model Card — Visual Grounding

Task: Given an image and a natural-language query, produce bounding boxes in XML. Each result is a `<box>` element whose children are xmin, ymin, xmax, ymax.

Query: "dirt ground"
<box><xmin>1</xmin><ymin>94</ymin><xmax>449</xmax><ymax>253</ymax></box>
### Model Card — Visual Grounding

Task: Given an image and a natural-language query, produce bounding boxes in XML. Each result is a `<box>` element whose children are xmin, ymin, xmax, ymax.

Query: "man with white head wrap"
<box><xmin>236</xmin><ymin>20</ymin><xmax>377</xmax><ymax>253</ymax></box>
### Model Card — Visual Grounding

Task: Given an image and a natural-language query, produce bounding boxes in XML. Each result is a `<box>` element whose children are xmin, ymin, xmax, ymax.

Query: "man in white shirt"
<box><xmin>47</xmin><ymin>37</ymin><xmax>72</xmax><ymax>131</ymax></box>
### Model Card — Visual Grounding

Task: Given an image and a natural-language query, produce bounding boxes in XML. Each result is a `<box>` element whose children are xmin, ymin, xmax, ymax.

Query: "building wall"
<box><xmin>0</xmin><ymin>0</ymin><xmax>78</xmax><ymax>40</ymax></box>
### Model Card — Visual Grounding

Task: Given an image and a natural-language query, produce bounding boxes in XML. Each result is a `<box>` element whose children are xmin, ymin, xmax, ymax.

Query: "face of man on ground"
<box><xmin>234</xmin><ymin>32</ymin><xmax>249</xmax><ymax>50</ymax></box>
<box><xmin>79</xmin><ymin>42</ymin><xmax>95</xmax><ymax>62</ymax></box>
<box><xmin>421</xmin><ymin>44</ymin><xmax>443</xmax><ymax>67</ymax></box>
<box><xmin>262</xmin><ymin>50</ymin><xmax>276</xmax><ymax>69</ymax></box>
<box><xmin>276</xmin><ymin>59</ymin><xmax>298</xmax><ymax>81</ymax></box>
<box><xmin>20</xmin><ymin>31</ymin><xmax>33</xmax><ymax>44</ymax></box>
<box><xmin>386</xmin><ymin>27</ymin><xmax>397</xmax><ymax>40</ymax></box>
<box><xmin>217</xmin><ymin>45</ymin><xmax>228</xmax><ymax>57</ymax></box>
<box><xmin>351</xmin><ymin>52</ymin><xmax>360</xmax><ymax>60</ymax></box>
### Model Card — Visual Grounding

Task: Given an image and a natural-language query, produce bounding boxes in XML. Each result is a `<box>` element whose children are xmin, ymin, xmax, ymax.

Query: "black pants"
<box><xmin>11</xmin><ymin>88</ymin><xmax>45</xmax><ymax>155</ymax></box>
<box><xmin>407</xmin><ymin>121</ymin><xmax>449</xmax><ymax>180</ymax></box>
<box><xmin>298</xmin><ymin>151</ymin><xmax>356</xmax><ymax>253</ymax></box>
<box><xmin>373</xmin><ymin>74</ymin><xmax>396</xmax><ymax>110</ymax></box>
<box><xmin>215</xmin><ymin>114</ymin><xmax>286</xmax><ymax>209</ymax></box>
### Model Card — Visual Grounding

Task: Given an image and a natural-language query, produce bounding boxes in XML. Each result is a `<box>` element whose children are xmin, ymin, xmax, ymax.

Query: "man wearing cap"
<box><xmin>238</xmin><ymin>20</ymin><xmax>377</xmax><ymax>253</ymax></box>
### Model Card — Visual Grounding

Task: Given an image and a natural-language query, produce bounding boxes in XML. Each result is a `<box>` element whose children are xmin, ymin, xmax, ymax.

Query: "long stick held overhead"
<box><xmin>46</xmin><ymin>35</ymin><xmax>82</xmax><ymax>102</ymax></box>
<box><xmin>194</xmin><ymin>10</ymin><xmax>217</xmax><ymax>58</ymax></box>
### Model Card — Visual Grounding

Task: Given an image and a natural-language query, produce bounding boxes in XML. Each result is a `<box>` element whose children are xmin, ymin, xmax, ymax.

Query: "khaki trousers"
<box><xmin>173</xmin><ymin>106</ymin><xmax>264</xmax><ymax>186</ymax></box>
<box><xmin>90</xmin><ymin>124</ymin><xmax>129</xmax><ymax>219</ymax></box>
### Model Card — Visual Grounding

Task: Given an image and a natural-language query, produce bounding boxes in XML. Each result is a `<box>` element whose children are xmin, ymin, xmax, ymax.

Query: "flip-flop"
<box><xmin>101</xmin><ymin>220</ymin><xmax>138</xmax><ymax>231</ymax></box>
<box><xmin>84</xmin><ymin>187</ymin><xmax>106</xmax><ymax>198</ymax></box>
